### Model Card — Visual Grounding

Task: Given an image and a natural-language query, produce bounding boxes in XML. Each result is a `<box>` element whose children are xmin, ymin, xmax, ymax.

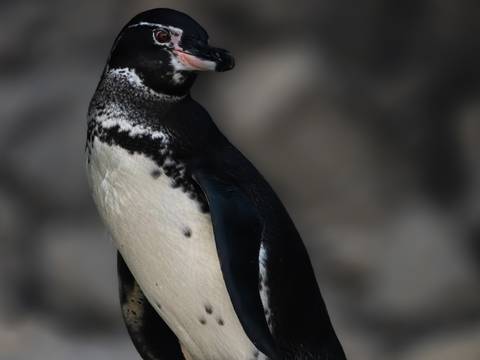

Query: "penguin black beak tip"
<box><xmin>215</xmin><ymin>52</ymin><xmax>235</xmax><ymax>72</ymax></box>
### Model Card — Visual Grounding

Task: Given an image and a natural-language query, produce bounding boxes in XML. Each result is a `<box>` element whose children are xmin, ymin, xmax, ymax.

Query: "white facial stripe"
<box><xmin>152</xmin><ymin>30</ymin><xmax>183</xmax><ymax>48</ymax></box>
<box><xmin>131</xmin><ymin>22</ymin><xmax>184</xmax><ymax>55</ymax></box>
<box><xmin>128</xmin><ymin>22</ymin><xmax>183</xmax><ymax>46</ymax></box>
<box><xmin>128</xmin><ymin>22</ymin><xmax>183</xmax><ymax>34</ymax></box>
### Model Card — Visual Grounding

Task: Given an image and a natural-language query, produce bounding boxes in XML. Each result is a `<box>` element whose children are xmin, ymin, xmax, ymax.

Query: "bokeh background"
<box><xmin>1</xmin><ymin>1</ymin><xmax>480</xmax><ymax>359</ymax></box>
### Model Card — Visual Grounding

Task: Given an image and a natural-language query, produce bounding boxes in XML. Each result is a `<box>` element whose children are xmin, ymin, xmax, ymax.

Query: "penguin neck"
<box><xmin>89</xmin><ymin>67</ymin><xmax>189</xmax><ymax>131</ymax></box>
<box><xmin>99</xmin><ymin>67</ymin><xmax>187</xmax><ymax>105</ymax></box>
<box><xmin>87</xmin><ymin>68</ymin><xmax>189</xmax><ymax>157</ymax></box>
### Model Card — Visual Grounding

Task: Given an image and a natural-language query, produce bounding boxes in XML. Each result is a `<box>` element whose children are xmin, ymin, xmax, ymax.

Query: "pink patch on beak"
<box><xmin>175</xmin><ymin>50</ymin><xmax>216</xmax><ymax>71</ymax></box>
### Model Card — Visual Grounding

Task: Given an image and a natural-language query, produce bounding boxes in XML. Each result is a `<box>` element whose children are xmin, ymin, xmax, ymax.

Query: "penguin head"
<box><xmin>107</xmin><ymin>9</ymin><xmax>235</xmax><ymax>96</ymax></box>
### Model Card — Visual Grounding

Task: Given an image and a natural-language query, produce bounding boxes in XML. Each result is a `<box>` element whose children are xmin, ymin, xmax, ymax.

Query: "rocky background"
<box><xmin>1</xmin><ymin>1</ymin><xmax>480</xmax><ymax>359</ymax></box>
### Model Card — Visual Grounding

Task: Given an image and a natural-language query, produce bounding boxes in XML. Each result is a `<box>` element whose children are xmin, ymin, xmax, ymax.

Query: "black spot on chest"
<box><xmin>183</xmin><ymin>226</ymin><xmax>192</xmax><ymax>237</ymax></box>
<box><xmin>151</xmin><ymin>169</ymin><xmax>162</xmax><ymax>178</ymax></box>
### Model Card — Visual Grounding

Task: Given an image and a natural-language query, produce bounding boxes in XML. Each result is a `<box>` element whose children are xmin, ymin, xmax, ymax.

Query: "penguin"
<box><xmin>86</xmin><ymin>8</ymin><xmax>346</xmax><ymax>360</ymax></box>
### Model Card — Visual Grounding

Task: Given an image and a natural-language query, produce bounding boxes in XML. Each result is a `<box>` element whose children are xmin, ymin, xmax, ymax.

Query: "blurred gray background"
<box><xmin>1</xmin><ymin>1</ymin><xmax>480</xmax><ymax>359</ymax></box>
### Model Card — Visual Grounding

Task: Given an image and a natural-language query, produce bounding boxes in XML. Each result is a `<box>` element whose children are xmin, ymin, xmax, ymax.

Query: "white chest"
<box><xmin>86</xmin><ymin>138</ymin><xmax>261</xmax><ymax>360</ymax></box>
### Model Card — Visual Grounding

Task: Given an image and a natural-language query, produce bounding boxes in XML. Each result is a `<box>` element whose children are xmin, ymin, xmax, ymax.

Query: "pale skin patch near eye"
<box><xmin>148</xmin><ymin>24</ymin><xmax>184</xmax><ymax>48</ymax></box>
<box><xmin>173</xmin><ymin>51</ymin><xmax>216</xmax><ymax>72</ymax></box>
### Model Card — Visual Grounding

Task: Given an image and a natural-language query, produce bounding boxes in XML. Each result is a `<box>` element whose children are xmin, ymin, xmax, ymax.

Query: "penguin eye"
<box><xmin>154</xmin><ymin>29</ymin><xmax>171</xmax><ymax>43</ymax></box>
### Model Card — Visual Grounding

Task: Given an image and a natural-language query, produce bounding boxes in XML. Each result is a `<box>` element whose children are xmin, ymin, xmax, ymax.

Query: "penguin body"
<box><xmin>88</xmin><ymin>72</ymin><xmax>260</xmax><ymax>359</ymax></box>
<box><xmin>86</xmin><ymin>9</ymin><xmax>346</xmax><ymax>360</ymax></box>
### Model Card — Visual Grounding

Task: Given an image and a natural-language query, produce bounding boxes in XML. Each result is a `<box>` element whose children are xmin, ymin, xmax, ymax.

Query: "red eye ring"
<box><xmin>154</xmin><ymin>29</ymin><xmax>171</xmax><ymax>43</ymax></box>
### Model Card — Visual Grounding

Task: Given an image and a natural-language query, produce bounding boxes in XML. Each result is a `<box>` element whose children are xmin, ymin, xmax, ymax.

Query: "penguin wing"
<box><xmin>117</xmin><ymin>253</ymin><xmax>185</xmax><ymax>360</ymax></box>
<box><xmin>193</xmin><ymin>169</ymin><xmax>277</xmax><ymax>359</ymax></box>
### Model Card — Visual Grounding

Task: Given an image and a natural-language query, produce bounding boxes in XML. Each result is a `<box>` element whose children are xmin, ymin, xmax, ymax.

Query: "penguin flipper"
<box><xmin>117</xmin><ymin>253</ymin><xmax>185</xmax><ymax>360</ymax></box>
<box><xmin>193</xmin><ymin>170</ymin><xmax>277</xmax><ymax>359</ymax></box>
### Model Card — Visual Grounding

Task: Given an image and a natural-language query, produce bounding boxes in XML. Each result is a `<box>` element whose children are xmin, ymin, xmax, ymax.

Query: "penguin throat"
<box><xmin>107</xmin><ymin>67</ymin><xmax>187</xmax><ymax>101</ymax></box>
<box><xmin>87</xmin><ymin>68</ymin><xmax>184</xmax><ymax>151</ymax></box>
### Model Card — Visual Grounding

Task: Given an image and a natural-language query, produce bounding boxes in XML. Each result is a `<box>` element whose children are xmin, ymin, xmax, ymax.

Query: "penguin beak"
<box><xmin>173</xmin><ymin>42</ymin><xmax>235</xmax><ymax>72</ymax></box>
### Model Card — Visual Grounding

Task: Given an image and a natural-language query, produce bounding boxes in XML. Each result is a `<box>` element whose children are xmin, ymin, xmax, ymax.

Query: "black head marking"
<box><xmin>199</xmin><ymin>317</ymin><xmax>207</xmax><ymax>325</ymax></box>
<box><xmin>217</xmin><ymin>318</ymin><xmax>224</xmax><ymax>326</ymax></box>
<box><xmin>204</xmin><ymin>304</ymin><xmax>213</xmax><ymax>314</ymax></box>
<box><xmin>107</xmin><ymin>8</ymin><xmax>234</xmax><ymax>96</ymax></box>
